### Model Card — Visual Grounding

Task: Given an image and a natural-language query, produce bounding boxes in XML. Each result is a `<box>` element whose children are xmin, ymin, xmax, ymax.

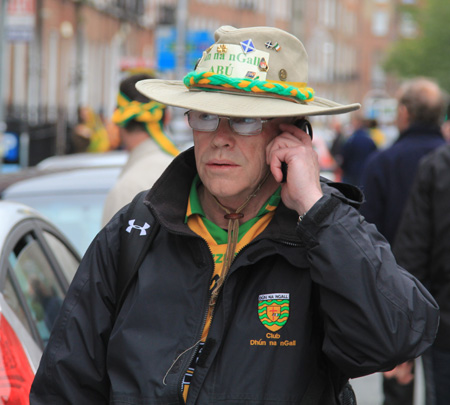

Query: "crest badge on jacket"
<box><xmin>258</xmin><ymin>293</ymin><xmax>290</xmax><ymax>332</ymax></box>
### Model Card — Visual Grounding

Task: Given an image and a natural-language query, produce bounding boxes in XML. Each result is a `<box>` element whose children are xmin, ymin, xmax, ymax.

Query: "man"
<box><xmin>393</xmin><ymin>143</ymin><xmax>450</xmax><ymax>405</ymax></box>
<box><xmin>360</xmin><ymin>77</ymin><xmax>447</xmax><ymax>404</ymax></box>
<box><xmin>101</xmin><ymin>73</ymin><xmax>179</xmax><ymax>225</ymax></box>
<box><xmin>340</xmin><ymin>112</ymin><xmax>377</xmax><ymax>187</ymax></box>
<box><xmin>30</xmin><ymin>26</ymin><xmax>438</xmax><ymax>405</ymax></box>
<box><xmin>361</xmin><ymin>77</ymin><xmax>446</xmax><ymax>245</ymax></box>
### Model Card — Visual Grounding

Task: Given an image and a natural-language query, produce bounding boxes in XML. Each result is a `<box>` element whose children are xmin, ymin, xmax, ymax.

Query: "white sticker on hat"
<box><xmin>196</xmin><ymin>44</ymin><xmax>270</xmax><ymax>81</ymax></box>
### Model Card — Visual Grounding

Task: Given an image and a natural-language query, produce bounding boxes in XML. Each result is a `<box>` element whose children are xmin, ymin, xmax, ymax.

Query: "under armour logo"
<box><xmin>126</xmin><ymin>219</ymin><xmax>150</xmax><ymax>236</ymax></box>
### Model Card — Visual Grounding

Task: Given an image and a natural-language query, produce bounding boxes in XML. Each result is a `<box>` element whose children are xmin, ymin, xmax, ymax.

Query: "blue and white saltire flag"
<box><xmin>240</xmin><ymin>39</ymin><xmax>255</xmax><ymax>54</ymax></box>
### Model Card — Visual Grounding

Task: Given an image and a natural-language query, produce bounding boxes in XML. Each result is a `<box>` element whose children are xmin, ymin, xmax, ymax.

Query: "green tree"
<box><xmin>384</xmin><ymin>0</ymin><xmax>450</xmax><ymax>93</ymax></box>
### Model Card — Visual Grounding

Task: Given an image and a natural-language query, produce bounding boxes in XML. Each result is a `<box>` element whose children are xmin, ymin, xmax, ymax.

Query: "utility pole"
<box><xmin>175</xmin><ymin>0</ymin><xmax>187</xmax><ymax>80</ymax></box>
<box><xmin>291</xmin><ymin>0</ymin><xmax>306</xmax><ymax>41</ymax></box>
<box><xmin>265</xmin><ymin>0</ymin><xmax>274</xmax><ymax>27</ymax></box>
<box><xmin>0</xmin><ymin>0</ymin><xmax>8</xmax><ymax>141</ymax></box>
<box><xmin>172</xmin><ymin>0</ymin><xmax>190</xmax><ymax>147</ymax></box>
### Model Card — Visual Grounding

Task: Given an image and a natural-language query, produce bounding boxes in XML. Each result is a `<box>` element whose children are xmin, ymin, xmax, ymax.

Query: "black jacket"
<box><xmin>360</xmin><ymin>124</ymin><xmax>444</xmax><ymax>244</ymax></box>
<box><xmin>30</xmin><ymin>148</ymin><xmax>439</xmax><ymax>405</ymax></box>
<box><xmin>394</xmin><ymin>144</ymin><xmax>450</xmax><ymax>351</ymax></box>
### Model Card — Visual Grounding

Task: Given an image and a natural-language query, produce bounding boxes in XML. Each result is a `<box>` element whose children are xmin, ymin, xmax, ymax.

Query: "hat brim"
<box><xmin>136</xmin><ymin>79</ymin><xmax>360</xmax><ymax>118</ymax></box>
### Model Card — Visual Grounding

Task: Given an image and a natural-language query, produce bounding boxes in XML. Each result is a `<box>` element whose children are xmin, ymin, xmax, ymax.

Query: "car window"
<box><xmin>2</xmin><ymin>273</ymin><xmax>33</xmax><ymax>338</ymax></box>
<box><xmin>9</xmin><ymin>193</ymin><xmax>106</xmax><ymax>255</ymax></box>
<box><xmin>7</xmin><ymin>232</ymin><xmax>65</xmax><ymax>346</ymax></box>
<box><xmin>42</xmin><ymin>231</ymin><xmax>79</xmax><ymax>282</ymax></box>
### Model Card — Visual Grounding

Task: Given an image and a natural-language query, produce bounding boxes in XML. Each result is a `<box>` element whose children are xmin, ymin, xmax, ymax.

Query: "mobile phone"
<box><xmin>294</xmin><ymin>118</ymin><xmax>313</xmax><ymax>139</ymax></box>
<box><xmin>280</xmin><ymin>118</ymin><xmax>313</xmax><ymax>183</ymax></box>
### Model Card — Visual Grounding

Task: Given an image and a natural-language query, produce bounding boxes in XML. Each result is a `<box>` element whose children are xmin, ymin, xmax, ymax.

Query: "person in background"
<box><xmin>361</xmin><ymin>77</ymin><xmax>447</xmax><ymax>405</ymax></box>
<box><xmin>441</xmin><ymin>104</ymin><xmax>450</xmax><ymax>142</ymax></box>
<box><xmin>71</xmin><ymin>106</ymin><xmax>111</xmax><ymax>153</ymax></box>
<box><xmin>329</xmin><ymin>117</ymin><xmax>345</xmax><ymax>165</ymax></box>
<box><xmin>340</xmin><ymin>112</ymin><xmax>377</xmax><ymax>186</ymax></box>
<box><xmin>367</xmin><ymin>118</ymin><xmax>387</xmax><ymax>149</ymax></box>
<box><xmin>361</xmin><ymin>77</ymin><xmax>446</xmax><ymax>245</ymax></box>
<box><xmin>393</xmin><ymin>142</ymin><xmax>450</xmax><ymax>405</ymax></box>
<box><xmin>30</xmin><ymin>26</ymin><xmax>438</xmax><ymax>405</ymax></box>
<box><xmin>101</xmin><ymin>73</ymin><xmax>179</xmax><ymax>225</ymax></box>
<box><xmin>70</xmin><ymin>106</ymin><xmax>92</xmax><ymax>153</ymax></box>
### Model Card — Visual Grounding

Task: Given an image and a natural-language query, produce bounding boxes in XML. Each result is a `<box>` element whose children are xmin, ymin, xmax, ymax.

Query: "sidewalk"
<box><xmin>351</xmin><ymin>359</ymin><xmax>426</xmax><ymax>405</ymax></box>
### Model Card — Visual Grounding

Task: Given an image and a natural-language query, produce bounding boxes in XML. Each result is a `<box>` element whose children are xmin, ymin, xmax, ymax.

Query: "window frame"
<box><xmin>0</xmin><ymin>217</ymin><xmax>80</xmax><ymax>349</ymax></box>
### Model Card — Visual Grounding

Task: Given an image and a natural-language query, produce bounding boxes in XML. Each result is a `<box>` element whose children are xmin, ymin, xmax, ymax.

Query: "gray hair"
<box><xmin>398</xmin><ymin>77</ymin><xmax>448</xmax><ymax>126</ymax></box>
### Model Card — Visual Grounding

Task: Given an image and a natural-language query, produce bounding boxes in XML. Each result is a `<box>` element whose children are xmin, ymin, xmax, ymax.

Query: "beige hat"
<box><xmin>136</xmin><ymin>25</ymin><xmax>360</xmax><ymax>118</ymax></box>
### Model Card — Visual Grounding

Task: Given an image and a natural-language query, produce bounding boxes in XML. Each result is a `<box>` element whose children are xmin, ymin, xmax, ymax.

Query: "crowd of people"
<box><xmin>333</xmin><ymin>77</ymin><xmax>449</xmax><ymax>405</ymax></box>
<box><xmin>28</xmin><ymin>24</ymin><xmax>449</xmax><ymax>405</ymax></box>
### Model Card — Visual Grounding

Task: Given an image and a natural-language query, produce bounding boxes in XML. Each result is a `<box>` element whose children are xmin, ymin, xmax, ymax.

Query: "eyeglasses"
<box><xmin>185</xmin><ymin>110</ymin><xmax>272</xmax><ymax>136</ymax></box>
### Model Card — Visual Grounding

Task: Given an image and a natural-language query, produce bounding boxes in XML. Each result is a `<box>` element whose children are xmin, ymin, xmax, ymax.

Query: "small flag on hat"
<box><xmin>240</xmin><ymin>39</ymin><xmax>255</xmax><ymax>54</ymax></box>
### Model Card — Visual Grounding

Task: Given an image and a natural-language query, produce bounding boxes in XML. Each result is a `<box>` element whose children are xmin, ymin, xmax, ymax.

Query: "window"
<box><xmin>372</xmin><ymin>11</ymin><xmax>389</xmax><ymax>36</ymax></box>
<box><xmin>43</xmin><ymin>232</ymin><xmax>79</xmax><ymax>283</ymax></box>
<box><xmin>7</xmin><ymin>233</ymin><xmax>65</xmax><ymax>346</ymax></box>
<box><xmin>400</xmin><ymin>12</ymin><xmax>418</xmax><ymax>38</ymax></box>
<box><xmin>3</xmin><ymin>274</ymin><xmax>32</xmax><ymax>337</ymax></box>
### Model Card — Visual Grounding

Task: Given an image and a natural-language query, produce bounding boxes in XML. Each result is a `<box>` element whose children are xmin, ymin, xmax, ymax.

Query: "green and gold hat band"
<box><xmin>183</xmin><ymin>71</ymin><xmax>314</xmax><ymax>104</ymax></box>
<box><xmin>112</xmin><ymin>92</ymin><xmax>179</xmax><ymax>156</ymax></box>
<box><xmin>113</xmin><ymin>92</ymin><xmax>166</xmax><ymax>125</ymax></box>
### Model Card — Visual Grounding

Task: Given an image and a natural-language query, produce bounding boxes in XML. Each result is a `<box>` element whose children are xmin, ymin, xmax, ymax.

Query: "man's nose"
<box><xmin>211</xmin><ymin>118</ymin><xmax>234</xmax><ymax>146</ymax></box>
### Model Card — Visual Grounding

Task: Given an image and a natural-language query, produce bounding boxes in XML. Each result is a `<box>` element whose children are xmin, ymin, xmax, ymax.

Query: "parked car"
<box><xmin>2</xmin><ymin>165</ymin><xmax>123</xmax><ymax>256</ymax></box>
<box><xmin>0</xmin><ymin>151</ymin><xmax>128</xmax><ymax>195</ymax></box>
<box><xmin>0</xmin><ymin>201</ymin><xmax>80</xmax><ymax>401</ymax></box>
<box><xmin>36</xmin><ymin>150</ymin><xmax>128</xmax><ymax>170</ymax></box>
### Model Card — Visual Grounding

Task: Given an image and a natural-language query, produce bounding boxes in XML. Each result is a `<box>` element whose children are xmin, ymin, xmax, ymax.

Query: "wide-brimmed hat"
<box><xmin>136</xmin><ymin>25</ymin><xmax>360</xmax><ymax>118</ymax></box>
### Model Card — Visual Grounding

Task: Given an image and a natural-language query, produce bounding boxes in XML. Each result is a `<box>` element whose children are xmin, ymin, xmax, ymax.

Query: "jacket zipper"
<box><xmin>178</xmin><ymin>236</ymin><xmax>301</xmax><ymax>403</ymax></box>
<box><xmin>178</xmin><ymin>238</ymin><xmax>215</xmax><ymax>404</ymax></box>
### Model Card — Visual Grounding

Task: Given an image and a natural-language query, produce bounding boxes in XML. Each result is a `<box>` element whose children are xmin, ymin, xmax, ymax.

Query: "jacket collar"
<box><xmin>144</xmin><ymin>147</ymin><xmax>363</xmax><ymax>241</ymax></box>
<box><xmin>397</xmin><ymin>123</ymin><xmax>443</xmax><ymax>142</ymax></box>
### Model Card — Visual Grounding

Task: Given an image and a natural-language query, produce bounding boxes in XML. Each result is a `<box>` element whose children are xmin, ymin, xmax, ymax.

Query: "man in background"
<box><xmin>394</xmin><ymin>142</ymin><xmax>450</xmax><ymax>405</ymax></box>
<box><xmin>340</xmin><ymin>112</ymin><xmax>377</xmax><ymax>186</ymax></box>
<box><xmin>101</xmin><ymin>73</ymin><xmax>179</xmax><ymax>225</ymax></box>
<box><xmin>361</xmin><ymin>77</ymin><xmax>447</xmax><ymax>405</ymax></box>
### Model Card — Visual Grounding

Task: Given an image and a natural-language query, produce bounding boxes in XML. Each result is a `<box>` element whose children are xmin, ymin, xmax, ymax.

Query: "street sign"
<box><xmin>1</xmin><ymin>132</ymin><xmax>19</xmax><ymax>162</ymax></box>
<box><xmin>186</xmin><ymin>30</ymin><xmax>213</xmax><ymax>71</ymax></box>
<box><xmin>156</xmin><ymin>27</ymin><xmax>213</xmax><ymax>72</ymax></box>
<box><xmin>363</xmin><ymin>98</ymin><xmax>397</xmax><ymax>124</ymax></box>
<box><xmin>6</xmin><ymin>0</ymin><xmax>35</xmax><ymax>42</ymax></box>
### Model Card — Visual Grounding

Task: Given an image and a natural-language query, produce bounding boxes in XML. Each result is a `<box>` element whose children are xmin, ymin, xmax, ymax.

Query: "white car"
<box><xmin>36</xmin><ymin>150</ymin><xmax>128</xmax><ymax>170</ymax></box>
<box><xmin>0</xmin><ymin>201</ymin><xmax>80</xmax><ymax>401</ymax></box>
<box><xmin>2</xmin><ymin>165</ymin><xmax>123</xmax><ymax>256</ymax></box>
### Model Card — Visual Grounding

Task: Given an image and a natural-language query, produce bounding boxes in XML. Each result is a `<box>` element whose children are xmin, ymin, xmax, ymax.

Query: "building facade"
<box><xmin>0</xmin><ymin>0</ymin><xmax>420</xmax><ymax>163</ymax></box>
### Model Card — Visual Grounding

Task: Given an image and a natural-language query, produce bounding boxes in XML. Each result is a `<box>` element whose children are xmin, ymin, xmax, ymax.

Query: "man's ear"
<box><xmin>396</xmin><ymin>104</ymin><xmax>410</xmax><ymax>131</ymax></box>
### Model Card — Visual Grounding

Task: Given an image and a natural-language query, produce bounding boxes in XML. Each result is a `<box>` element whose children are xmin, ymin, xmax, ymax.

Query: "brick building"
<box><xmin>0</xmin><ymin>0</ymin><xmax>420</xmax><ymax>162</ymax></box>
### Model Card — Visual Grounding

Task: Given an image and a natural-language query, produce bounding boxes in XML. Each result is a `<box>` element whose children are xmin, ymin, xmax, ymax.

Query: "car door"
<box><xmin>0</xmin><ymin>213</ymin><xmax>80</xmax><ymax>403</ymax></box>
<box><xmin>1</xmin><ymin>216</ymin><xmax>80</xmax><ymax>350</ymax></box>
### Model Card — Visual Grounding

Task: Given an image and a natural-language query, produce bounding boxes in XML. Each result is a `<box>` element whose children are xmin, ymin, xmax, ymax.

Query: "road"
<box><xmin>350</xmin><ymin>358</ymin><xmax>426</xmax><ymax>404</ymax></box>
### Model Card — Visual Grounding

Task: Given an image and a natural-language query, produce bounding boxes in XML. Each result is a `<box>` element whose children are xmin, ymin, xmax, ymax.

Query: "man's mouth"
<box><xmin>208</xmin><ymin>159</ymin><xmax>238</xmax><ymax>167</ymax></box>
